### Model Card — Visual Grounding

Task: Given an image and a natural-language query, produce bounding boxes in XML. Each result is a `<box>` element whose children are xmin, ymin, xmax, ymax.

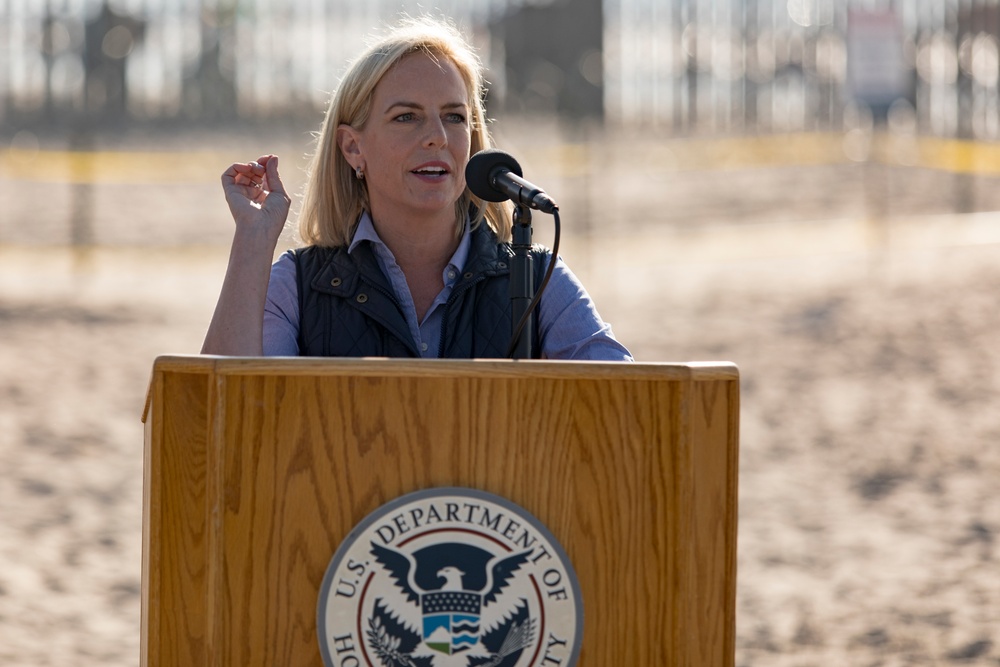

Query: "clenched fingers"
<box><xmin>222</xmin><ymin>160</ymin><xmax>266</xmax><ymax>198</ymax></box>
<box><xmin>221</xmin><ymin>155</ymin><xmax>291</xmax><ymax>232</ymax></box>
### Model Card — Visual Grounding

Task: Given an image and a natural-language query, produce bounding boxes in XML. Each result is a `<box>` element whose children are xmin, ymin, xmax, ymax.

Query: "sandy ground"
<box><xmin>0</xmin><ymin>128</ymin><xmax>998</xmax><ymax>665</ymax></box>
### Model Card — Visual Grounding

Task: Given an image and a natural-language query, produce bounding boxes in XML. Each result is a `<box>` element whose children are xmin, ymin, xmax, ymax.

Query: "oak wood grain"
<box><xmin>142</xmin><ymin>356</ymin><xmax>739</xmax><ymax>667</ymax></box>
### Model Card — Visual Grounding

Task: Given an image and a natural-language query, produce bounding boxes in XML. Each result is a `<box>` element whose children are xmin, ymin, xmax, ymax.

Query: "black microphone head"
<box><xmin>465</xmin><ymin>149</ymin><xmax>523</xmax><ymax>202</ymax></box>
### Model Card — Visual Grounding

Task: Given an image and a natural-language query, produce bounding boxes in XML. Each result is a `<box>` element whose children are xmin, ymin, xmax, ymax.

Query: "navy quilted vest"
<box><xmin>292</xmin><ymin>224</ymin><xmax>549</xmax><ymax>358</ymax></box>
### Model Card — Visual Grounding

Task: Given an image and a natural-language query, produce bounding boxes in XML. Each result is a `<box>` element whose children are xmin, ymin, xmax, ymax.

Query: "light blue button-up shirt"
<box><xmin>263</xmin><ymin>213</ymin><xmax>632</xmax><ymax>361</ymax></box>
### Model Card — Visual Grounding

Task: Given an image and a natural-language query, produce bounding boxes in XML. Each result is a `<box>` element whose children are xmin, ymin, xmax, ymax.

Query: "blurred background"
<box><xmin>1</xmin><ymin>0</ymin><xmax>998</xmax><ymax>665</ymax></box>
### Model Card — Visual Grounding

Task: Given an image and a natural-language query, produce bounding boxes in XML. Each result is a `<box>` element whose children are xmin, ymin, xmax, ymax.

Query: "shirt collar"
<box><xmin>348</xmin><ymin>211</ymin><xmax>472</xmax><ymax>282</ymax></box>
<box><xmin>347</xmin><ymin>211</ymin><xmax>382</xmax><ymax>254</ymax></box>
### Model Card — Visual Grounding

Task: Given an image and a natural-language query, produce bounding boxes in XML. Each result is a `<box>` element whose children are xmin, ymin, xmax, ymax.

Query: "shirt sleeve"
<box><xmin>263</xmin><ymin>251</ymin><xmax>301</xmax><ymax>356</ymax></box>
<box><xmin>537</xmin><ymin>255</ymin><xmax>634</xmax><ymax>361</ymax></box>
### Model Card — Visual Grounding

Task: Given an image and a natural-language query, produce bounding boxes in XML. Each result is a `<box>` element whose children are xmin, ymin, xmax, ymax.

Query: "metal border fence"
<box><xmin>0</xmin><ymin>0</ymin><xmax>997</xmax><ymax>138</ymax></box>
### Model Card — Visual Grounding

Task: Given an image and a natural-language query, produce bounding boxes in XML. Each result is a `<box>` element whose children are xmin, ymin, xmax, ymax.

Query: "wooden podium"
<box><xmin>141</xmin><ymin>356</ymin><xmax>739</xmax><ymax>666</ymax></box>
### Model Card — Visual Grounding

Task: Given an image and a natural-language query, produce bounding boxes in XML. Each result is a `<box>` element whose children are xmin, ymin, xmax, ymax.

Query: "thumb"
<box><xmin>262</xmin><ymin>156</ymin><xmax>292</xmax><ymax>217</ymax></box>
<box><xmin>263</xmin><ymin>155</ymin><xmax>288</xmax><ymax>196</ymax></box>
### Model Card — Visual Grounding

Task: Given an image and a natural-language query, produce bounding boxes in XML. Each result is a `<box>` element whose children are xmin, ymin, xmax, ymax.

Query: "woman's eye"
<box><xmin>394</xmin><ymin>112</ymin><xmax>415</xmax><ymax>122</ymax></box>
<box><xmin>446</xmin><ymin>113</ymin><xmax>467</xmax><ymax>124</ymax></box>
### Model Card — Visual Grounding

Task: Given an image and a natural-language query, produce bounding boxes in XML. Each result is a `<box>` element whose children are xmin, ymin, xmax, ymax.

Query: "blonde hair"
<box><xmin>297</xmin><ymin>17</ymin><xmax>512</xmax><ymax>247</ymax></box>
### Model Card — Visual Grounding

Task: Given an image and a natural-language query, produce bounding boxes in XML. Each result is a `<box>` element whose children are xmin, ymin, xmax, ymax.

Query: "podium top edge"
<box><xmin>148</xmin><ymin>355</ymin><xmax>739</xmax><ymax>381</ymax></box>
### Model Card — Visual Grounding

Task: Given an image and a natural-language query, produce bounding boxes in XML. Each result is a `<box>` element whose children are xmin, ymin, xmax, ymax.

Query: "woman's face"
<box><xmin>344</xmin><ymin>52</ymin><xmax>472</xmax><ymax>227</ymax></box>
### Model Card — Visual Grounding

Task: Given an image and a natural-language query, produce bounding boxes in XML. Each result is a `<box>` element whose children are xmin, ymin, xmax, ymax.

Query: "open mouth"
<box><xmin>412</xmin><ymin>166</ymin><xmax>449</xmax><ymax>177</ymax></box>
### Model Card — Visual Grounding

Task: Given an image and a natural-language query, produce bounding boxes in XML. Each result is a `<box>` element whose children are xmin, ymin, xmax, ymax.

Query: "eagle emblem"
<box><xmin>317</xmin><ymin>488</ymin><xmax>582</xmax><ymax>667</ymax></box>
<box><xmin>367</xmin><ymin>541</ymin><xmax>536</xmax><ymax>666</ymax></box>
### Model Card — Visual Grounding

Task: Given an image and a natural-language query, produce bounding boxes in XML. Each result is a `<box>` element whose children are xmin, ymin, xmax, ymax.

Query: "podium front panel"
<box><xmin>142</xmin><ymin>357</ymin><xmax>738</xmax><ymax>667</ymax></box>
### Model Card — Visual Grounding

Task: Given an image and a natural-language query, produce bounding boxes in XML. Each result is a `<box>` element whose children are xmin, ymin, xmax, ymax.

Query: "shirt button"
<box><xmin>420</xmin><ymin>342</ymin><xmax>429</xmax><ymax>352</ymax></box>
<box><xmin>447</xmin><ymin>270</ymin><xmax>456</xmax><ymax>280</ymax></box>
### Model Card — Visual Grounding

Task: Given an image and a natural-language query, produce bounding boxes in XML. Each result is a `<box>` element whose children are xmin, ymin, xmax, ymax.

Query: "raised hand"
<box><xmin>221</xmin><ymin>154</ymin><xmax>291</xmax><ymax>242</ymax></box>
<box><xmin>202</xmin><ymin>154</ymin><xmax>293</xmax><ymax>356</ymax></box>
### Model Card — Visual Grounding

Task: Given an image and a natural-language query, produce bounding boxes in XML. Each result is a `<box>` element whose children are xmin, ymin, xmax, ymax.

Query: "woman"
<box><xmin>201</xmin><ymin>18</ymin><xmax>631</xmax><ymax>361</ymax></box>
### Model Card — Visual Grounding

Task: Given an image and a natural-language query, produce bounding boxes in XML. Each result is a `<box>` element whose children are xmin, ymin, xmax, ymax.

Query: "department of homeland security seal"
<box><xmin>317</xmin><ymin>488</ymin><xmax>583</xmax><ymax>667</ymax></box>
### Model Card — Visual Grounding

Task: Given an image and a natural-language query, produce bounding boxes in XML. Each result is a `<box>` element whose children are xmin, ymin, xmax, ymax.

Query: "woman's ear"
<box><xmin>336</xmin><ymin>124</ymin><xmax>363</xmax><ymax>170</ymax></box>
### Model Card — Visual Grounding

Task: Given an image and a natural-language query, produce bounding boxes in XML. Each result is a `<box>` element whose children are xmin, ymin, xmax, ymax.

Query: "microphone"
<box><xmin>465</xmin><ymin>149</ymin><xmax>558</xmax><ymax>214</ymax></box>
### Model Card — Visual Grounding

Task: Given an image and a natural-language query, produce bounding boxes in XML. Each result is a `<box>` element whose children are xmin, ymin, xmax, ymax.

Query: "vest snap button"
<box><xmin>330</xmin><ymin>277</ymin><xmax>342</xmax><ymax>287</ymax></box>
<box><xmin>497</xmin><ymin>262</ymin><xmax>507</xmax><ymax>269</ymax></box>
<box><xmin>356</xmin><ymin>293</ymin><xmax>368</xmax><ymax>303</ymax></box>
<box><xmin>463</xmin><ymin>272</ymin><xmax>473</xmax><ymax>280</ymax></box>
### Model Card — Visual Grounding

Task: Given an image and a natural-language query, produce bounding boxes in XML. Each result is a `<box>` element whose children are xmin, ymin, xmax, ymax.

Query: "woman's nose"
<box><xmin>423</xmin><ymin>116</ymin><xmax>448</xmax><ymax>147</ymax></box>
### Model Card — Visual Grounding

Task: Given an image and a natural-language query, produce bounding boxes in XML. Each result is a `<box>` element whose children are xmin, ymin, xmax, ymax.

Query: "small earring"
<box><xmin>355</xmin><ymin>166</ymin><xmax>364</xmax><ymax>180</ymax></box>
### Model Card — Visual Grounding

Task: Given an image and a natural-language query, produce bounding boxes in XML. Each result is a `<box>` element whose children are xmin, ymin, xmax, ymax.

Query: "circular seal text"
<box><xmin>317</xmin><ymin>487</ymin><xmax>583</xmax><ymax>667</ymax></box>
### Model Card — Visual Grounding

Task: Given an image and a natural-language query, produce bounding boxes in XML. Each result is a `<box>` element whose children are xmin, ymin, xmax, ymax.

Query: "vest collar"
<box><xmin>460</xmin><ymin>222</ymin><xmax>511</xmax><ymax>278</ymax></box>
<box><xmin>309</xmin><ymin>243</ymin><xmax>416</xmax><ymax>352</ymax></box>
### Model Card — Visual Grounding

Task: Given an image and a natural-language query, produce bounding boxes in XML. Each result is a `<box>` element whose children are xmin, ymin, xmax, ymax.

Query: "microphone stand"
<box><xmin>509</xmin><ymin>203</ymin><xmax>534</xmax><ymax>359</ymax></box>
